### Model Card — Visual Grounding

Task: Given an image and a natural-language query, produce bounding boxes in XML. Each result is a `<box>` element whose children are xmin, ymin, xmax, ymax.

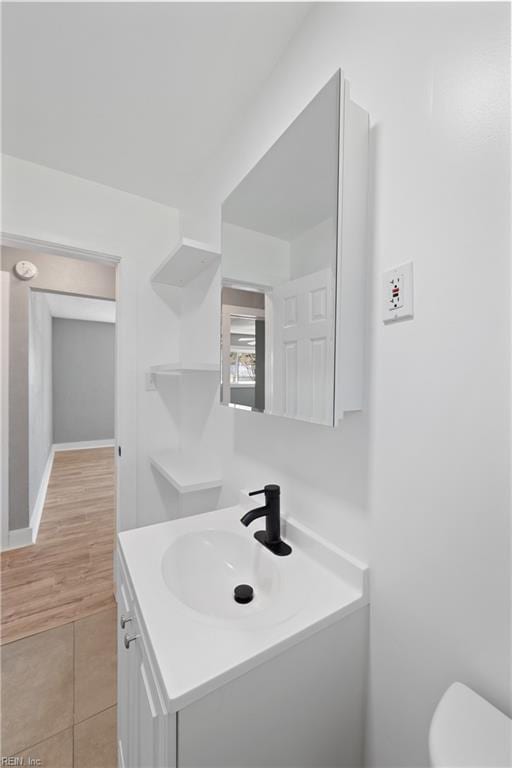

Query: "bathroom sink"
<box><xmin>161</xmin><ymin>529</ymin><xmax>279</xmax><ymax>619</ymax></box>
<box><xmin>118</xmin><ymin>496</ymin><xmax>369</xmax><ymax>711</ymax></box>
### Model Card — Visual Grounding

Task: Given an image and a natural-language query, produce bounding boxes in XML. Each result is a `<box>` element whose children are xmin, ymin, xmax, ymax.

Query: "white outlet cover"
<box><xmin>383</xmin><ymin>262</ymin><xmax>414</xmax><ymax>322</ymax></box>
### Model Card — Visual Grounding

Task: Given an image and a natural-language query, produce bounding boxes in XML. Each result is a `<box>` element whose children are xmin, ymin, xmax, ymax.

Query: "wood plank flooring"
<box><xmin>1</xmin><ymin>447</ymin><xmax>116</xmax><ymax>645</ymax></box>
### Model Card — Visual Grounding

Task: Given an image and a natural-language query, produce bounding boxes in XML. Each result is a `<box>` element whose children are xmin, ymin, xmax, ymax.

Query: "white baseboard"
<box><xmin>29</xmin><ymin>446</ymin><xmax>55</xmax><ymax>543</ymax></box>
<box><xmin>3</xmin><ymin>446</ymin><xmax>56</xmax><ymax>551</ymax></box>
<box><xmin>53</xmin><ymin>439</ymin><xmax>115</xmax><ymax>451</ymax></box>
<box><xmin>2</xmin><ymin>439</ymin><xmax>115</xmax><ymax>551</ymax></box>
<box><xmin>5</xmin><ymin>526</ymin><xmax>33</xmax><ymax>550</ymax></box>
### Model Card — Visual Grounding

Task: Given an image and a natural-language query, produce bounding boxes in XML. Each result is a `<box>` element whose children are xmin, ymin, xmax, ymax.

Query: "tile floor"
<box><xmin>1</xmin><ymin>606</ymin><xmax>117</xmax><ymax>767</ymax></box>
<box><xmin>1</xmin><ymin>448</ymin><xmax>117</xmax><ymax>767</ymax></box>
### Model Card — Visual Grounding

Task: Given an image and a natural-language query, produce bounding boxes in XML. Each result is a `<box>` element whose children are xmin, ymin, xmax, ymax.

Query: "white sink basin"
<box><xmin>161</xmin><ymin>529</ymin><xmax>279</xmax><ymax>619</ymax></box>
<box><xmin>118</xmin><ymin>497</ymin><xmax>369</xmax><ymax>712</ymax></box>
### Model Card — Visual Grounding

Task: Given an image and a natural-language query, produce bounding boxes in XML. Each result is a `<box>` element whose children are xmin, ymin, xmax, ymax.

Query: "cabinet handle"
<box><xmin>124</xmin><ymin>632</ymin><xmax>139</xmax><ymax>649</ymax></box>
<box><xmin>120</xmin><ymin>613</ymin><xmax>132</xmax><ymax>629</ymax></box>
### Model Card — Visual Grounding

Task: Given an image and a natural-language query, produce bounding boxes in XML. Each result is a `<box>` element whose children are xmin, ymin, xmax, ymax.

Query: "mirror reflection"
<box><xmin>221</xmin><ymin>72</ymin><xmax>340</xmax><ymax>426</ymax></box>
<box><xmin>221</xmin><ymin>287</ymin><xmax>266</xmax><ymax>411</ymax></box>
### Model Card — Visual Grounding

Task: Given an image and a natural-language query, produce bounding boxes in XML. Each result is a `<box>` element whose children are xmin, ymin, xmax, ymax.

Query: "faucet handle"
<box><xmin>249</xmin><ymin>484</ymin><xmax>280</xmax><ymax>497</ymax></box>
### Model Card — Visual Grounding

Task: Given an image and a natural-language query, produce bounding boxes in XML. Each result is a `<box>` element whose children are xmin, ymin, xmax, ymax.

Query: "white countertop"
<box><xmin>118</xmin><ymin>501</ymin><xmax>369</xmax><ymax>713</ymax></box>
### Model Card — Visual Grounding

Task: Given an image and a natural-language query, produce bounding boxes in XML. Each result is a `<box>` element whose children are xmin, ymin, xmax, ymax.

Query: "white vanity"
<box><xmin>119</xmin><ymin>69</ymin><xmax>371</xmax><ymax>768</ymax></box>
<box><xmin>117</xmin><ymin>495</ymin><xmax>369</xmax><ymax>768</ymax></box>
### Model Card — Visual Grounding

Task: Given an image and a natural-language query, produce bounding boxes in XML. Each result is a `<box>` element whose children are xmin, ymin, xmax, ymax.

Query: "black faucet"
<box><xmin>240</xmin><ymin>484</ymin><xmax>292</xmax><ymax>556</ymax></box>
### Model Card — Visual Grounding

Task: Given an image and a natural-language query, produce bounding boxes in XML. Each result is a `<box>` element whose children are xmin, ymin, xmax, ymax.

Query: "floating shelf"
<box><xmin>149</xmin><ymin>451</ymin><xmax>222</xmax><ymax>494</ymax></box>
<box><xmin>150</xmin><ymin>362</ymin><xmax>219</xmax><ymax>376</ymax></box>
<box><xmin>151</xmin><ymin>238</ymin><xmax>220</xmax><ymax>287</ymax></box>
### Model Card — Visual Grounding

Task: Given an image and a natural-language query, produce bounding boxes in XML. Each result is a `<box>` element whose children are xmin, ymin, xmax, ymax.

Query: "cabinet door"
<box><xmin>132</xmin><ymin>638</ymin><xmax>166</xmax><ymax>768</ymax></box>
<box><xmin>117</xmin><ymin>551</ymin><xmax>175</xmax><ymax>768</ymax></box>
<box><xmin>120</xmin><ymin>612</ymin><xmax>175</xmax><ymax>766</ymax></box>
<box><xmin>117</xmin><ymin>564</ymin><xmax>135</xmax><ymax>768</ymax></box>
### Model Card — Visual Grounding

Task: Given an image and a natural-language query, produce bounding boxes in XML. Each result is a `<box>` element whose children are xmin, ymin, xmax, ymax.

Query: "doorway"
<box><xmin>0</xmin><ymin>245</ymin><xmax>119</xmax><ymax>628</ymax></box>
<box><xmin>1</xmin><ymin>245</ymin><xmax>120</xmax><ymax>767</ymax></box>
<box><xmin>1</xmin><ymin>246</ymin><xmax>118</xmax><ymax>638</ymax></box>
<box><xmin>1</xmin><ymin>244</ymin><xmax>120</xmax><ymax>549</ymax></box>
<box><xmin>28</xmin><ymin>291</ymin><xmax>117</xmax><ymax>545</ymax></box>
<box><xmin>221</xmin><ymin>286</ymin><xmax>266</xmax><ymax>412</ymax></box>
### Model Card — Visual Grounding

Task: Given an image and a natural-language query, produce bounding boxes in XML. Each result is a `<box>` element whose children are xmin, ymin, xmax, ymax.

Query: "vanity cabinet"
<box><xmin>117</xmin><ymin>530</ymin><xmax>369</xmax><ymax>768</ymax></box>
<box><xmin>175</xmin><ymin>609</ymin><xmax>368</xmax><ymax>768</ymax></box>
<box><xmin>117</xmin><ymin>557</ymin><xmax>176</xmax><ymax>768</ymax></box>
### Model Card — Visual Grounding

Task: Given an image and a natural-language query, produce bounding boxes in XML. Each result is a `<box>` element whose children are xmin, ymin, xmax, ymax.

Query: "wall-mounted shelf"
<box><xmin>149</xmin><ymin>451</ymin><xmax>222</xmax><ymax>494</ymax></box>
<box><xmin>150</xmin><ymin>362</ymin><xmax>219</xmax><ymax>376</ymax></box>
<box><xmin>151</xmin><ymin>238</ymin><xmax>220</xmax><ymax>287</ymax></box>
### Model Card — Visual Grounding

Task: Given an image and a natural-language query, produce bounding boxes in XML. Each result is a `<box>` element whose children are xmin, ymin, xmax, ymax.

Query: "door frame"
<box><xmin>0</xmin><ymin>232</ymin><xmax>130</xmax><ymax>543</ymax></box>
<box><xmin>1</xmin><ymin>272</ymin><xmax>10</xmax><ymax>549</ymax></box>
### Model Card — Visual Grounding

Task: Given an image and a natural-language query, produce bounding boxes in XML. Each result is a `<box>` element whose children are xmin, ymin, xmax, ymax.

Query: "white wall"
<box><xmin>183</xmin><ymin>3</ymin><xmax>511</xmax><ymax>767</ymax></box>
<box><xmin>28</xmin><ymin>291</ymin><xmax>52</xmax><ymax>517</ymax></box>
<box><xmin>223</xmin><ymin>218</ymin><xmax>334</xmax><ymax>285</ymax></box>
<box><xmin>222</xmin><ymin>222</ymin><xmax>290</xmax><ymax>287</ymax></box>
<box><xmin>289</xmin><ymin>217</ymin><xmax>335</xmax><ymax>280</ymax></box>
<box><xmin>2</xmin><ymin>154</ymin><xmax>181</xmax><ymax>532</ymax></box>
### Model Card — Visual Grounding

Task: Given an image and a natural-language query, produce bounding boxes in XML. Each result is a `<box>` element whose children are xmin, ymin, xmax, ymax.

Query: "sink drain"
<box><xmin>234</xmin><ymin>584</ymin><xmax>254</xmax><ymax>604</ymax></box>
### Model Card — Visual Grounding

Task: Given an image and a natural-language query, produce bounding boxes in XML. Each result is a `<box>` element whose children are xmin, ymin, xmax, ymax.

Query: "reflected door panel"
<box><xmin>271</xmin><ymin>269</ymin><xmax>334</xmax><ymax>424</ymax></box>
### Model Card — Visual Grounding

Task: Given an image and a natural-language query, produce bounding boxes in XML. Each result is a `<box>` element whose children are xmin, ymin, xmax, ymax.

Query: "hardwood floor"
<box><xmin>1</xmin><ymin>447</ymin><xmax>116</xmax><ymax>645</ymax></box>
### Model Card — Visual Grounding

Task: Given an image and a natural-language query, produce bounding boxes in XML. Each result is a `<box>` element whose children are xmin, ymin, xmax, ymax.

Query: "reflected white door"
<box><xmin>271</xmin><ymin>268</ymin><xmax>335</xmax><ymax>424</ymax></box>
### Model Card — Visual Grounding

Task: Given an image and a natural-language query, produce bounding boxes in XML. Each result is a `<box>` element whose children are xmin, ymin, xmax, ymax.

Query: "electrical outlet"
<box><xmin>389</xmin><ymin>274</ymin><xmax>404</xmax><ymax>310</ymax></box>
<box><xmin>383</xmin><ymin>262</ymin><xmax>413</xmax><ymax>322</ymax></box>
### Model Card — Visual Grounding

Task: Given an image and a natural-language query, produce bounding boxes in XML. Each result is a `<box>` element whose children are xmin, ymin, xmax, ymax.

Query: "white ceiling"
<box><xmin>2</xmin><ymin>2</ymin><xmax>310</xmax><ymax>209</ymax></box>
<box><xmin>42</xmin><ymin>292</ymin><xmax>116</xmax><ymax>324</ymax></box>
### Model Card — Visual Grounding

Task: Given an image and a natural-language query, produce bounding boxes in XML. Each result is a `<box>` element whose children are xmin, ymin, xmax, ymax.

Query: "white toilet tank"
<box><xmin>429</xmin><ymin>682</ymin><xmax>512</xmax><ymax>767</ymax></box>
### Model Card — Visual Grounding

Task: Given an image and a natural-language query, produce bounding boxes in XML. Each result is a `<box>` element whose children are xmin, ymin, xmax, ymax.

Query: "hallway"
<box><xmin>1</xmin><ymin>447</ymin><xmax>117</xmax><ymax>767</ymax></box>
<box><xmin>1</xmin><ymin>447</ymin><xmax>116</xmax><ymax>644</ymax></box>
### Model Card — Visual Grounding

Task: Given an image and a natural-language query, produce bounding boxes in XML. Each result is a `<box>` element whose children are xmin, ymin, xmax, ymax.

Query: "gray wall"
<box><xmin>254</xmin><ymin>318</ymin><xmax>265</xmax><ymax>411</ymax></box>
<box><xmin>230</xmin><ymin>385</ymin><xmax>256</xmax><ymax>408</ymax></box>
<box><xmin>28</xmin><ymin>292</ymin><xmax>53</xmax><ymax>516</ymax></box>
<box><xmin>0</xmin><ymin>246</ymin><xmax>116</xmax><ymax>531</ymax></box>
<box><xmin>222</xmin><ymin>286</ymin><xmax>265</xmax><ymax>309</ymax></box>
<box><xmin>53</xmin><ymin>319</ymin><xmax>115</xmax><ymax>443</ymax></box>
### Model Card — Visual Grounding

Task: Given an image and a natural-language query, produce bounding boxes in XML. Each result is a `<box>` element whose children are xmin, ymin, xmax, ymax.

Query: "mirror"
<box><xmin>221</xmin><ymin>71</ymin><xmax>340</xmax><ymax>426</ymax></box>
